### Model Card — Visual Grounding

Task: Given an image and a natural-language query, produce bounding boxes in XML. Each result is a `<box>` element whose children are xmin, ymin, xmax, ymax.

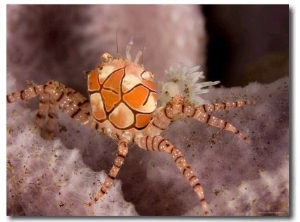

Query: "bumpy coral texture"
<box><xmin>7</xmin><ymin>5</ymin><xmax>289</xmax><ymax>216</ymax></box>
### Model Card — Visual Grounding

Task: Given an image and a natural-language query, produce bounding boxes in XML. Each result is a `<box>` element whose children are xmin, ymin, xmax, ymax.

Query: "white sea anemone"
<box><xmin>159</xmin><ymin>63</ymin><xmax>220</xmax><ymax>106</ymax></box>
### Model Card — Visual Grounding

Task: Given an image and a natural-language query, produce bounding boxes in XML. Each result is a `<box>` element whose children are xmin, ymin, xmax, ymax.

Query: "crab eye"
<box><xmin>141</xmin><ymin>71</ymin><xmax>154</xmax><ymax>80</ymax></box>
<box><xmin>101</xmin><ymin>53</ymin><xmax>113</xmax><ymax>63</ymax></box>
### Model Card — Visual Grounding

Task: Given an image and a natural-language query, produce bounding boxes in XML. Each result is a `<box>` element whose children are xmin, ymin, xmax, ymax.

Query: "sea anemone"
<box><xmin>159</xmin><ymin>63</ymin><xmax>220</xmax><ymax>106</ymax></box>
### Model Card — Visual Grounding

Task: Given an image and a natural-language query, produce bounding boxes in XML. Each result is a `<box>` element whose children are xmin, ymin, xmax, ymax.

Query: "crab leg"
<box><xmin>201</xmin><ymin>100</ymin><xmax>255</xmax><ymax>112</ymax></box>
<box><xmin>151</xmin><ymin>95</ymin><xmax>252</xmax><ymax>142</ymax></box>
<box><xmin>191</xmin><ymin>109</ymin><xmax>249</xmax><ymax>142</ymax></box>
<box><xmin>136</xmin><ymin>135</ymin><xmax>209</xmax><ymax>216</ymax></box>
<box><xmin>87</xmin><ymin>137</ymin><xmax>129</xmax><ymax>206</ymax></box>
<box><xmin>7</xmin><ymin>80</ymin><xmax>93</xmax><ymax>138</ymax></box>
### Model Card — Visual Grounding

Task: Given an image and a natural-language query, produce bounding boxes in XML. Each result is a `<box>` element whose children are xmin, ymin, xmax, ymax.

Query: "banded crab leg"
<box><xmin>152</xmin><ymin>95</ymin><xmax>254</xmax><ymax>142</ymax></box>
<box><xmin>201</xmin><ymin>100</ymin><xmax>255</xmax><ymax>112</ymax></box>
<box><xmin>7</xmin><ymin>80</ymin><xmax>93</xmax><ymax>138</ymax></box>
<box><xmin>87</xmin><ymin>136</ymin><xmax>129</xmax><ymax>206</ymax></box>
<box><xmin>145</xmin><ymin>95</ymin><xmax>254</xmax><ymax>215</ymax></box>
<box><xmin>136</xmin><ymin>135</ymin><xmax>210</xmax><ymax>216</ymax></box>
<box><xmin>7</xmin><ymin>80</ymin><xmax>130</xmax><ymax>208</ymax></box>
<box><xmin>7</xmin><ymin>80</ymin><xmax>127</xmax><ymax>203</ymax></box>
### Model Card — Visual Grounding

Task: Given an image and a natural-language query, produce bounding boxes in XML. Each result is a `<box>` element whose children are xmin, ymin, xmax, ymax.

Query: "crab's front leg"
<box><xmin>136</xmin><ymin>135</ymin><xmax>209</xmax><ymax>216</ymax></box>
<box><xmin>164</xmin><ymin>95</ymin><xmax>254</xmax><ymax>142</ymax></box>
<box><xmin>87</xmin><ymin>136</ymin><xmax>129</xmax><ymax>206</ymax></box>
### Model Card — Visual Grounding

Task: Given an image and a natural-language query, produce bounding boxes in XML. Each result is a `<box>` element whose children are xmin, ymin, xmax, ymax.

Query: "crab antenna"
<box><xmin>115</xmin><ymin>31</ymin><xmax>119</xmax><ymax>57</ymax></box>
<box><xmin>134</xmin><ymin>50</ymin><xmax>143</xmax><ymax>64</ymax></box>
<box><xmin>141</xmin><ymin>43</ymin><xmax>147</xmax><ymax>65</ymax></box>
<box><xmin>135</xmin><ymin>42</ymin><xmax>147</xmax><ymax>64</ymax></box>
<box><xmin>126</xmin><ymin>36</ymin><xmax>134</xmax><ymax>61</ymax></box>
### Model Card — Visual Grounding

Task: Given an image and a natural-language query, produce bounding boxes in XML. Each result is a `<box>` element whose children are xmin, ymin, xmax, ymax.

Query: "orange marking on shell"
<box><xmin>109</xmin><ymin>103</ymin><xmax>134</xmax><ymax>129</ymax></box>
<box><xmin>136</xmin><ymin>113</ymin><xmax>152</xmax><ymax>128</ymax></box>
<box><xmin>103</xmin><ymin>69</ymin><xmax>124</xmax><ymax>93</ymax></box>
<box><xmin>122</xmin><ymin>64</ymin><xmax>146</xmax><ymax>93</ymax></box>
<box><xmin>101</xmin><ymin>89</ymin><xmax>120</xmax><ymax>112</ymax></box>
<box><xmin>141</xmin><ymin>79</ymin><xmax>156</xmax><ymax>92</ymax></box>
<box><xmin>88</xmin><ymin>69</ymin><xmax>100</xmax><ymax>91</ymax></box>
<box><xmin>98</xmin><ymin>59</ymin><xmax>126</xmax><ymax>84</ymax></box>
<box><xmin>90</xmin><ymin>93</ymin><xmax>106</xmax><ymax>121</ymax></box>
<box><xmin>123</xmin><ymin>85</ymin><xmax>149</xmax><ymax>110</ymax></box>
<box><xmin>124</xmin><ymin>90</ymin><xmax>157</xmax><ymax>113</ymax></box>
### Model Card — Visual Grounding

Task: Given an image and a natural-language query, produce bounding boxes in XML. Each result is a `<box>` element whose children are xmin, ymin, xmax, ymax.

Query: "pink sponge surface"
<box><xmin>7</xmin><ymin>74</ymin><xmax>289</xmax><ymax>216</ymax></box>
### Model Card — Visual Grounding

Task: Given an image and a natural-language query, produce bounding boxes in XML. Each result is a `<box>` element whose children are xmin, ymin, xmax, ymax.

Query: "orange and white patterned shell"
<box><xmin>87</xmin><ymin>53</ymin><xmax>157</xmax><ymax>130</ymax></box>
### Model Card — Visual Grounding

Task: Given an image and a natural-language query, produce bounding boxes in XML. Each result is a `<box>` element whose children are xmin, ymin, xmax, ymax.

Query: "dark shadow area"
<box><xmin>202</xmin><ymin>5</ymin><xmax>289</xmax><ymax>87</ymax></box>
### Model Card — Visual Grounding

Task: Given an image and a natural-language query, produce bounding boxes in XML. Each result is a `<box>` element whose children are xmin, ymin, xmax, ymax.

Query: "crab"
<box><xmin>6</xmin><ymin>41</ymin><xmax>254</xmax><ymax>216</ymax></box>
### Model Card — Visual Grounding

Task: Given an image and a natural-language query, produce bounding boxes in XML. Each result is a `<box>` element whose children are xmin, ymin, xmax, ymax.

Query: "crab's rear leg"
<box><xmin>136</xmin><ymin>135</ymin><xmax>209</xmax><ymax>216</ymax></box>
<box><xmin>7</xmin><ymin>80</ymin><xmax>93</xmax><ymax>138</ymax></box>
<box><xmin>87</xmin><ymin>137</ymin><xmax>129</xmax><ymax>206</ymax></box>
<box><xmin>36</xmin><ymin>89</ymin><xmax>59</xmax><ymax>138</ymax></box>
